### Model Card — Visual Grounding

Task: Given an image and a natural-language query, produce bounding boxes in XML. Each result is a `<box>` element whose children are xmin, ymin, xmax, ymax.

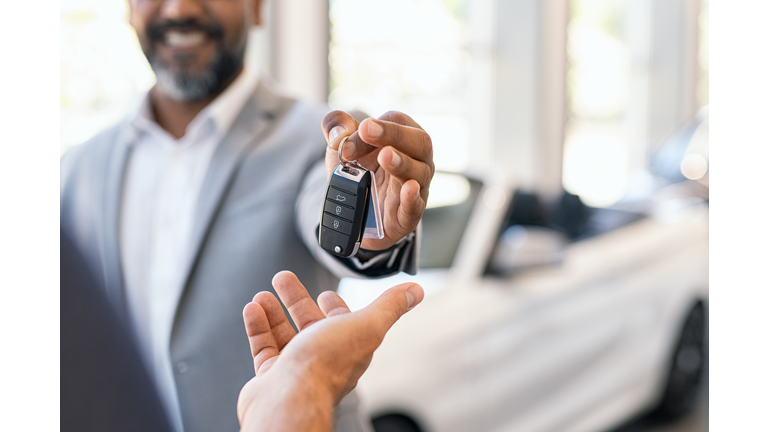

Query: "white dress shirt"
<box><xmin>119</xmin><ymin>69</ymin><xmax>258</xmax><ymax>432</ymax></box>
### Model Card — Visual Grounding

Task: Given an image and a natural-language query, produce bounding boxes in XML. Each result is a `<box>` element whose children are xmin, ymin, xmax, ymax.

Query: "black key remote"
<box><xmin>319</xmin><ymin>163</ymin><xmax>371</xmax><ymax>258</ymax></box>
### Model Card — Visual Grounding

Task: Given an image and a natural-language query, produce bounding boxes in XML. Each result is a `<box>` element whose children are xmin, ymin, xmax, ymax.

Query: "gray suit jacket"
<box><xmin>60</xmin><ymin>79</ymin><xmax>417</xmax><ymax>432</ymax></box>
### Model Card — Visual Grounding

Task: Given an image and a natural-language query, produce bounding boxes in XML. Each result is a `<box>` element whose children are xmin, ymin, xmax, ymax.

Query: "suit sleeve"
<box><xmin>295</xmin><ymin>160</ymin><xmax>419</xmax><ymax>279</ymax></box>
<box><xmin>61</xmin><ymin>229</ymin><xmax>172</xmax><ymax>432</ymax></box>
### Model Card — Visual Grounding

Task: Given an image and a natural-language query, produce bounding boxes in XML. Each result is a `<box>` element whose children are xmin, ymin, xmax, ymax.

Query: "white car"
<box><xmin>338</xmin><ymin>118</ymin><xmax>709</xmax><ymax>432</ymax></box>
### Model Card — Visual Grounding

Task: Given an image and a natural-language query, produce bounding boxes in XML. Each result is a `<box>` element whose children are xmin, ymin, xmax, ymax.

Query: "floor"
<box><xmin>609</xmin><ymin>399</ymin><xmax>707</xmax><ymax>432</ymax></box>
<box><xmin>609</xmin><ymin>310</ymin><xmax>708</xmax><ymax>432</ymax></box>
<box><xmin>609</xmin><ymin>364</ymin><xmax>708</xmax><ymax>432</ymax></box>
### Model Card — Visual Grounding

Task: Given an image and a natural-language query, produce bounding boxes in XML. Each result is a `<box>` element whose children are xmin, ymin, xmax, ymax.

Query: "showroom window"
<box><xmin>562</xmin><ymin>0</ymin><xmax>702</xmax><ymax>207</ymax></box>
<box><xmin>697</xmin><ymin>0</ymin><xmax>709</xmax><ymax>110</ymax></box>
<box><xmin>61</xmin><ymin>0</ymin><xmax>704</xmax><ymax>196</ymax></box>
<box><xmin>562</xmin><ymin>0</ymin><xmax>634</xmax><ymax>207</ymax></box>
<box><xmin>60</xmin><ymin>0</ymin><xmax>154</xmax><ymax>153</ymax></box>
<box><xmin>328</xmin><ymin>0</ymin><xmax>471</xmax><ymax>173</ymax></box>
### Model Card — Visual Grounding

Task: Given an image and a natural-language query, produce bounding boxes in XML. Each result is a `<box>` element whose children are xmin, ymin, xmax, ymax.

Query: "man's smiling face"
<box><xmin>129</xmin><ymin>0</ymin><xmax>262</xmax><ymax>101</ymax></box>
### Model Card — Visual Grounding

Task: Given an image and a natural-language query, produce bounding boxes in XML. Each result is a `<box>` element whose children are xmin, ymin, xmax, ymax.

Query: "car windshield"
<box><xmin>419</xmin><ymin>173</ymin><xmax>483</xmax><ymax>269</ymax></box>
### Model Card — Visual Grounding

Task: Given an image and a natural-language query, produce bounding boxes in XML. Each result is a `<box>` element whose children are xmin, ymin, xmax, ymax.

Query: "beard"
<box><xmin>149</xmin><ymin>47</ymin><xmax>244</xmax><ymax>102</ymax></box>
<box><xmin>144</xmin><ymin>19</ymin><xmax>247</xmax><ymax>102</ymax></box>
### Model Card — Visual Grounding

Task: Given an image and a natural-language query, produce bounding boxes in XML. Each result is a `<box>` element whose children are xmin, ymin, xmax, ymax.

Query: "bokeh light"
<box><xmin>482</xmin><ymin>186</ymin><xmax>507</xmax><ymax>211</ymax></box>
<box><xmin>681</xmin><ymin>154</ymin><xmax>708</xmax><ymax>181</ymax></box>
<box><xmin>426</xmin><ymin>172</ymin><xmax>471</xmax><ymax>209</ymax></box>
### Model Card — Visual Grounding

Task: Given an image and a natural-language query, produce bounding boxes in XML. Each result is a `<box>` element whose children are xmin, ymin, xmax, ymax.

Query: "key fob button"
<box><xmin>324</xmin><ymin>200</ymin><xmax>355</xmax><ymax>221</ymax></box>
<box><xmin>323</xmin><ymin>213</ymin><xmax>353</xmax><ymax>235</ymax></box>
<box><xmin>327</xmin><ymin>187</ymin><xmax>356</xmax><ymax>208</ymax></box>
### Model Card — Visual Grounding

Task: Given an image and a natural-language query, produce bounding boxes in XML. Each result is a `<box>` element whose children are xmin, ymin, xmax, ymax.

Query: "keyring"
<box><xmin>338</xmin><ymin>135</ymin><xmax>352</xmax><ymax>165</ymax></box>
<box><xmin>338</xmin><ymin>135</ymin><xmax>367</xmax><ymax>171</ymax></box>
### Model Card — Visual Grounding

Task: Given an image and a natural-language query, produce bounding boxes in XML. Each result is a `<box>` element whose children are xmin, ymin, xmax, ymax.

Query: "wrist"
<box><xmin>358</xmin><ymin>230</ymin><xmax>412</xmax><ymax>255</ymax></box>
<box><xmin>282</xmin><ymin>378</ymin><xmax>334</xmax><ymax>432</ymax></box>
<box><xmin>238</xmin><ymin>366</ymin><xmax>335</xmax><ymax>432</ymax></box>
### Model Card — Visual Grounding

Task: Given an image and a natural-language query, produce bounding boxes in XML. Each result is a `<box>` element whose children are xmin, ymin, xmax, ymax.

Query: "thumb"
<box><xmin>321</xmin><ymin>110</ymin><xmax>359</xmax><ymax>150</ymax></box>
<box><xmin>359</xmin><ymin>283</ymin><xmax>424</xmax><ymax>338</ymax></box>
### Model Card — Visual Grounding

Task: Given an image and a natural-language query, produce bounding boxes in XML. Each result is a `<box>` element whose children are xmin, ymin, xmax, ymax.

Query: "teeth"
<box><xmin>164</xmin><ymin>31</ymin><xmax>206</xmax><ymax>48</ymax></box>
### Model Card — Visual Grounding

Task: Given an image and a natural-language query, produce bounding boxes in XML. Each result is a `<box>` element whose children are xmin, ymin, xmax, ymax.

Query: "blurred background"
<box><xmin>60</xmin><ymin>1</ymin><xmax>709</xmax><ymax>431</ymax></box>
<box><xmin>60</xmin><ymin>0</ymin><xmax>708</xmax><ymax>209</ymax></box>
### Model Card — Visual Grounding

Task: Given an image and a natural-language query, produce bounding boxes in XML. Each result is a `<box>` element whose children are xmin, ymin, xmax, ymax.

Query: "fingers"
<box><xmin>342</xmin><ymin>112</ymin><xmax>434</xmax><ymax>202</ymax></box>
<box><xmin>358</xmin><ymin>283</ymin><xmax>425</xmax><ymax>339</ymax></box>
<box><xmin>252</xmin><ymin>291</ymin><xmax>296</xmax><ymax>351</ymax></box>
<box><xmin>346</xmin><ymin>114</ymin><xmax>432</xmax><ymax>162</ymax></box>
<box><xmin>321</xmin><ymin>110</ymin><xmax>360</xmax><ymax>150</ymax></box>
<box><xmin>271</xmin><ymin>271</ymin><xmax>326</xmax><ymax>331</ymax></box>
<box><xmin>358</xmin><ymin>177</ymin><xmax>425</xmax><ymax>251</ymax></box>
<box><xmin>376</xmin><ymin>146</ymin><xmax>433</xmax><ymax>199</ymax></box>
<box><xmin>322</xmin><ymin>110</ymin><xmax>362</xmax><ymax>178</ymax></box>
<box><xmin>322</xmin><ymin>110</ymin><xmax>435</xmax><ymax>196</ymax></box>
<box><xmin>243</xmin><ymin>302</ymin><xmax>280</xmax><ymax>375</ymax></box>
<box><xmin>317</xmin><ymin>291</ymin><xmax>351</xmax><ymax>318</ymax></box>
<box><xmin>397</xmin><ymin>179</ymin><xmax>427</xmax><ymax>225</ymax></box>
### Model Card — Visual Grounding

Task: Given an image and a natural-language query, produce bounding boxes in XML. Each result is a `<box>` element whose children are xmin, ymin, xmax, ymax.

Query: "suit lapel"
<box><xmin>178</xmin><ymin>82</ymin><xmax>281</xmax><ymax>296</ymax></box>
<box><xmin>101</xmin><ymin>124</ymin><xmax>133</xmax><ymax>321</ymax></box>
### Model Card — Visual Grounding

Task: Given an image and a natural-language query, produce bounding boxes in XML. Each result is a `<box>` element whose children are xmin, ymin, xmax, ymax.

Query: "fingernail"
<box><xmin>389</xmin><ymin>150</ymin><xmax>401</xmax><ymax>168</ymax></box>
<box><xmin>329</xmin><ymin>126</ymin><xmax>345</xmax><ymax>144</ymax></box>
<box><xmin>405</xmin><ymin>284</ymin><xmax>423</xmax><ymax>310</ymax></box>
<box><xmin>367</xmin><ymin>120</ymin><xmax>383</xmax><ymax>138</ymax></box>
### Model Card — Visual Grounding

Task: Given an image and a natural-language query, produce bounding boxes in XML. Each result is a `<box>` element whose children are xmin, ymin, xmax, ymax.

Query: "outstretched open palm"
<box><xmin>237</xmin><ymin>271</ymin><xmax>424</xmax><ymax>432</ymax></box>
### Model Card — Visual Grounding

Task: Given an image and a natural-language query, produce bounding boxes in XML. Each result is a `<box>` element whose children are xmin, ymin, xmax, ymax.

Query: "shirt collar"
<box><xmin>205</xmin><ymin>67</ymin><xmax>259</xmax><ymax>134</ymax></box>
<box><xmin>129</xmin><ymin>67</ymin><xmax>259</xmax><ymax>141</ymax></box>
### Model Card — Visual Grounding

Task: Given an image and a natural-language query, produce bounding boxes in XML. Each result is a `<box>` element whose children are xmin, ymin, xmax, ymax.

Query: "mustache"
<box><xmin>146</xmin><ymin>19</ymin><xmax>224</xmax><ymax>42</ymax></box>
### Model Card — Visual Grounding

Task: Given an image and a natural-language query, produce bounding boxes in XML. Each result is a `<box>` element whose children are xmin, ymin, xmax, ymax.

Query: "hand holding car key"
<box><xmin>320</xmin><ymin>110</ymin><xmax>435</xmax><ymax>255</ymax></box>
<box><xmin>319</xmin><ymin>136</ymin><xmax>384</xmax><ymax>257</ymax></box>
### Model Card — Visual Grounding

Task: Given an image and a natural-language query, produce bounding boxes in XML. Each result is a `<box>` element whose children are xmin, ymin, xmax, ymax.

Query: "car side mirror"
<box><xmin>489</xmin><ymin>225</ymin><xmax>568</xmax><ymax>273</ymax></box>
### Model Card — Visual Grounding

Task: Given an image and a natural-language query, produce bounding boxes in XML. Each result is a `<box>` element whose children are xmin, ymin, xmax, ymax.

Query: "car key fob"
<box><xmin>319</xmin><ymin>163</ymin><xmax>371</xmax><ymax>258</ymax></box>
